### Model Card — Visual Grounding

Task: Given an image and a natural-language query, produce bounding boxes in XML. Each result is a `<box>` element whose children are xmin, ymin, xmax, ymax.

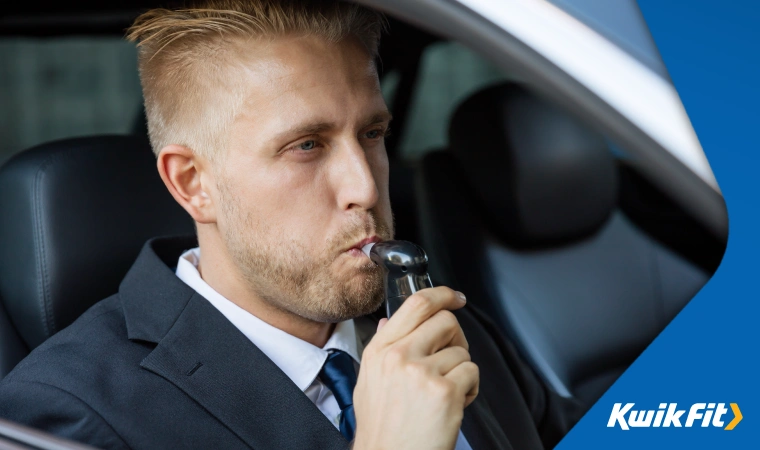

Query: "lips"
<box><xmin>348</xmin><ymin>236</ymin><xmax>381</xmax><ymax>252</ymax></box>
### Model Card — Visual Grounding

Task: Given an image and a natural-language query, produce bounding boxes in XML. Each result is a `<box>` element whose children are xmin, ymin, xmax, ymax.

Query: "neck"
<box><xmin>195</xmin><ymin>227</ymin><xmax>335</xmax><ymax>348</ymax></box>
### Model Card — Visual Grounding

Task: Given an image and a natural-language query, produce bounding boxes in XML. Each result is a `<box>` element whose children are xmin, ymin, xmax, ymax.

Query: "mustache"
<box><xmin>330</xmin><ymin>210</ymin><xmax>393</xmax><ymax>253</ymax></box>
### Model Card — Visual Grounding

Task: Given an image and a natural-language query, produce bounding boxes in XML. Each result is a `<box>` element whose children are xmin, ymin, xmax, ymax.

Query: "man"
<box><xmin>0</xmin><ymin>1</ymin><xmax>582</xmax><ymax>449</ymax></box>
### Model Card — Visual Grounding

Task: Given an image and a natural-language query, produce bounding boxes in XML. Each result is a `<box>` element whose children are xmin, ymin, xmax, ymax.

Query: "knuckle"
<box><xmin>406</xmin><ymin>292</ymin><xmax>433</xmax><ymax>313</ymax></box>
<box><xmin>454</xmin><ymin>346</ymin><xmax>471</xmax><ymax>362</ymax></box>
<box><xmin>437</xmin><ymin>310</ymin><xmax>458</xmax><ymax>329</ymax></box>
<box><xmin>384</xmin><ymin>345</ymin><xmax>407</xmax><ymax>367</ymax></box>
<box><xmin>459</xmin><ymin>333</ymin><xmax>470</xmax><ymax>352</ymax></box>
<box><xmin>465</xmin><ymin>361</ymin><xmax>480</xmax><ymax>378</ymax></box>
<box><xmin>430</xmin><ymin>377</ymin><xmax>456</xmax><ymax>400</ymax></box>
<box><xmin>405</xmin><ymin>361</ymin><xmax>429</xmax><ymax>379</ymax></box>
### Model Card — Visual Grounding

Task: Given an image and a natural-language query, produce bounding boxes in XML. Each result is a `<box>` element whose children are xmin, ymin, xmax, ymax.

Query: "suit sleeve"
<box><xmin>0</xmin><ymin>380</ymin><xmax>130</xmax><ymax>450</ymax></box>
<box><xmin>464</xmin><ymin>304</ymin><xmax>586</xmax><ymax>449</ymax></box>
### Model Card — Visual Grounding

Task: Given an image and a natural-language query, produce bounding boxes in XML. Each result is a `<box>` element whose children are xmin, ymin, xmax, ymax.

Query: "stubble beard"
<box><xmin>218</xmin><ymin>182</ymin><xmax>393</xmax><ymax>323</ymax></box>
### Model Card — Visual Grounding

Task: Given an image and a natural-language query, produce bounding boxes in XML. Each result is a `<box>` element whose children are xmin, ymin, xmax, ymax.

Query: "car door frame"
<box><xmin>357</xmin><ymin>0</ymin><xmax>728</xmax><ymax>243</ymax></box>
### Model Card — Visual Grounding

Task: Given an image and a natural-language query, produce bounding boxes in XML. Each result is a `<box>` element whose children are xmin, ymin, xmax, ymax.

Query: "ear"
<box><xmin>157</xmin><ymin>144</ymin><xmax>217</xmax><ymax>224</ymax></box>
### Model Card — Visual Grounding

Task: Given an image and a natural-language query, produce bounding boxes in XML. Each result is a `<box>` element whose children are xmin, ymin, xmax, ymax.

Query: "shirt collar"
<box><xmin>175</xmin><ymin>247</ymin><xmax>361</xmax><ymax>392</ymax></box>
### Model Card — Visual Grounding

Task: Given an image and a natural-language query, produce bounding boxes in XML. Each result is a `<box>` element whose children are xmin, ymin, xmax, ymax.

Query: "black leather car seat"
<box><xmin>0</xmin><ymin>136</ymin><xmax>194</xmax><ymax>379</ymax></box>
<box><xmin>416</xmin><ymin>83</ymin><xmax>711</xmax><ymax>406</ymax></box>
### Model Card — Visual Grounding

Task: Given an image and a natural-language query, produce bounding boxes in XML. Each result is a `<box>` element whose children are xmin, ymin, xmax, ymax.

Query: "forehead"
<box><xmin>233</xmin><ymin>35</ymin><xmax>382</xmax><ymax>121</ymax></box>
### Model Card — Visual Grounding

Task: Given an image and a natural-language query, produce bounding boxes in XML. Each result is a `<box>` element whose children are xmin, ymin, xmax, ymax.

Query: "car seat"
<box><xmin>415</xmin><ymin>83</ymin><xmax>713</xmax><ymax>405</ymax></box>
<box><xmin>0</xmin><ymin>136</ymin><xmax>194</xmax><ymax>379</ymax></box>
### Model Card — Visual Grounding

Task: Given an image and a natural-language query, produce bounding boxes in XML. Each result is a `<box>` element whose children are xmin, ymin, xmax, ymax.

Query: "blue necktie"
<box><xmin>319</xmin><ymin>350</ymin><xmax>357</xmax><ymax>442</ymax></box>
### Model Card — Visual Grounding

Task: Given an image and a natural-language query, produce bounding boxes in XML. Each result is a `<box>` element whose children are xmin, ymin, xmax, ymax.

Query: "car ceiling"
<box><xmin>0</xmin><ymin>1</ymin><xmax>181</xmax><ymax>36</ymax></box>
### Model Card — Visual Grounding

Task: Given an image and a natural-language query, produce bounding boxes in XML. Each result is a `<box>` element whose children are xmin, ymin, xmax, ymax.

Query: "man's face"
<box><xmin>214</xmin><ymin>35</ymin><xmax>393</xmax><ymax>323</ymax></box>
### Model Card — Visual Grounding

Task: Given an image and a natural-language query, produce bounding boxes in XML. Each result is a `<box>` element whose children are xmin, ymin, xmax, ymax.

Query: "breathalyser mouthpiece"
<box><xmin>362</xmin><ymin>240</ymin><xmax>434</xmax><ymax>318</ymax></box>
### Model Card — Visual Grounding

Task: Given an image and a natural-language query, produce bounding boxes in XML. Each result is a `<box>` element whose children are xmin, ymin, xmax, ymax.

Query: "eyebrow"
<box><xmin>272</xmin><ymin>110</ymin><xmax>393</xmax><ymax>144</ymax></box>
<box><xmin>361</xmin><ymin>111</ymin><xmax>394</xmax><ymax>128</ymax></box>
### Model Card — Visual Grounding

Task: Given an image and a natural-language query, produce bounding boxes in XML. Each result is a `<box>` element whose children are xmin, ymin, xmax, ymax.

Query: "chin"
<box><xmin>299</xmin><ymin>280</ymin><xmax>384</xmax><ymax>323</ymax></box>
<box><xmin>299</xmin><ymin>302</ymin><xmax>380</xmax><ymax>323</ymax></box>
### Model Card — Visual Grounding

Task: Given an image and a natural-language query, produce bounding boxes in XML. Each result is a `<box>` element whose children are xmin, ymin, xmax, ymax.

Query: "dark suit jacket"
<box><xmin>0</xmin><ymin>236</ymin><xmax>583</xmax><ymax>449</ymax></box>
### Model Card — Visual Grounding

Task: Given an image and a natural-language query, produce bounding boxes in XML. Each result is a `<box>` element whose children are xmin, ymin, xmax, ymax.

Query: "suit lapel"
<box><xmin>140</xmin><ymin>292</ymin><xmax>348</xmax><ymax>450</ymax></box>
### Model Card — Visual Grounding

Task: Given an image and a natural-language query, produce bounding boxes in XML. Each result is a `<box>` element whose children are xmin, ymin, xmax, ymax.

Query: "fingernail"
<box><xmin>456</xmin><ymin>291</ymin><xmax>467</xmax><ymax>303</ymax></box>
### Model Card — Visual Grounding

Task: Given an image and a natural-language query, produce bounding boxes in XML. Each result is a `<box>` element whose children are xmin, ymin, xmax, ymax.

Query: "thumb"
<box><xmin>377</xmin><ymin>318</ymin><xmax>389</xmax><ymax>331</ymax></box>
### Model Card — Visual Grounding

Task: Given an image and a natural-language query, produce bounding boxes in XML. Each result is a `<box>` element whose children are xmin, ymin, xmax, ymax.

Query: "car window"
<box><xmin>0</xmin><ymin>38</ymin><xmax>142</xmax><ymax>166</ymax></box>
<box><xmin>390</xmin><ymin>41</ymin><xmax>516</xmax><ymax>160</ymax></box>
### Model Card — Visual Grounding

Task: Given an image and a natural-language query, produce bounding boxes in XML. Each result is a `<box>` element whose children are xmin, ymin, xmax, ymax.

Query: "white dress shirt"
<box><xmin>176</xmin><ymin>248</ymin><xmax>471</xmax><ymax>449</ymax></box>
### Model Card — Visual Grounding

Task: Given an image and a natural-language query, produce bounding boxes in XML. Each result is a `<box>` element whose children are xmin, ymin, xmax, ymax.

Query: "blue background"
<box><xmin>559</xmin><ymin>0</ymin><xmax>759</xmax><ymax>448</ymax></box>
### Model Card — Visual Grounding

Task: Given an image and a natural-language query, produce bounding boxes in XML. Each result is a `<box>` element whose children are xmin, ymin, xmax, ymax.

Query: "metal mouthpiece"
<box><xmin>364</xmin><ymin>240</ymin><xmax>434</xmax><ymax>318</ymax></box>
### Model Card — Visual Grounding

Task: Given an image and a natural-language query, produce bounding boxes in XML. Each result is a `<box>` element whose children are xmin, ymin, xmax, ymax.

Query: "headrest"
<box><xmin>0</xmin><ymin>136</ymin><xmax>194</xmax><ymax>349</ymax></box>
<box><xmin>448</xmin><ymin>83</ymin><xmax>617</xmax><ymax>247</ymax></box>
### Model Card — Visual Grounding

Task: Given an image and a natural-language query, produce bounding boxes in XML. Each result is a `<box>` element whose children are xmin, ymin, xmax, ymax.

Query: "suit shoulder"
<box><xmin>3</xmin><ymin>294</ymin><xmax>148</xmax><ymax>387</ymax></box>
<box><xmin>0</xmin><ymin>377</ymin><xmax>130</xmax><ymax>449</ymax></box>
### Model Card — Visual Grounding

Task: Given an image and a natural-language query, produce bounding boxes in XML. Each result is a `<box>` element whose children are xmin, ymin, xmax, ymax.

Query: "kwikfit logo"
<box><xmin>607</xmin><ymin>403</ymin><xmax>742</xmax><ymax>430</ymax></box>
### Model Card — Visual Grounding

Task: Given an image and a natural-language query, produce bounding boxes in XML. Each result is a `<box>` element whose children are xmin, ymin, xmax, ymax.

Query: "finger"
<box><xmin>423</xmin><ymin>346</ymin><xmax>471</xmax><ymax>376</ymax></box>
<box><xmin>374</xmin><ymin>287</ymin><xmax>466</xmax><ymax>346</ymax></box>
<box><xmin>377</xmin><ymin>318</ymin><xmax>388</xmax><ymax>331</ymax></box>
<box><xmin>403</xmin><ymin>310</ymin><xmax>468</xmax><ymax>357</ymax></box>
<box><xmin>444</xmin><ymin>361</ymin><xmax>480</xmax><ymax>408</ymax></box>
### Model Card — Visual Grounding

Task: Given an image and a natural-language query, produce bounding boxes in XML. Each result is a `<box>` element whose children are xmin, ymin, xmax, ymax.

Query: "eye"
<box><xmin>299</xmin><ymin>140</ymin><xmax>316</xmax><ymax>150</ymax></box>
<box><xmin>283</xmin><ymin>138</ymin><xmax>323</xmax><ymax>158</ymax></box>
<box><xmin>364</xmin><ymin>127</ymin><xmax>389</xmax><ymax>140</ymax></box>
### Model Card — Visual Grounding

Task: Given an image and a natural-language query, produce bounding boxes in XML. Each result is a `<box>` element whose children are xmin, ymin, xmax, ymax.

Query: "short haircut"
<box><xmin>126</xmin><ymin>0</ymin><xmax>386</xmax><ymax>161</ymax></box>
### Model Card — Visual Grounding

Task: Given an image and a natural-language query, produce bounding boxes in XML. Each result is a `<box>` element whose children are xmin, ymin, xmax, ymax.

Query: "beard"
<box><xmin>217</xmin><ymin>181</ymin><xmax>394</xmax><ymax>323</ymax></box>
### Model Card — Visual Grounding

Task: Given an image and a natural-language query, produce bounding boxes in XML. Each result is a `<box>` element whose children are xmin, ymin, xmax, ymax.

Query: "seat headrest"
<box><xmin>0</xmin><ymin>136</ymin><xmax>194</xmax><ymax>349</ymax></box>
<box><xmin>448</xmin><ymin>83</ymin><xmax>617</xmax><ymax>247</ymax></box>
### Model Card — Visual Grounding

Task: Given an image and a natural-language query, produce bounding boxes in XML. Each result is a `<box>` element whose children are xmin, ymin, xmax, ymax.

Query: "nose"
<box><xmin>333</xmin><ymin>139</ymin><xmax>380</xmax><ymax>212</ymax></box>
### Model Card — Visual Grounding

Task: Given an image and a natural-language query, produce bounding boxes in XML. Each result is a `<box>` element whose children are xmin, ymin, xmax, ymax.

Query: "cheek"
<box><xmin>371</xmin><ymin>146</ymin><xmax>390</xmax><ymax>180</ymax></box>
<box><xmin>236</xmin><ymin>163</ymin><xmax>334</xmax><ymax>239</ymax></box>
<box><xmin>370</xmin><ymin>148</ymin><xmax>391</xmax><ymax>205</ymax></box>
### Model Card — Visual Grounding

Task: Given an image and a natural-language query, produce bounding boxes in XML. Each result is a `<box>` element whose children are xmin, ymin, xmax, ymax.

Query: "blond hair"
<box><xmin>126</xmin><ymin>0</ymin><xmax>385</xmax><ymax>160</ymax></box>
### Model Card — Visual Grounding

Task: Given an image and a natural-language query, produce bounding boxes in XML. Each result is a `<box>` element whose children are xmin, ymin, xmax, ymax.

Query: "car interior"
<box><xmin>0</xmin><ymin>1</ymin><xmax>726</xmax><ymax>432</ymax></box>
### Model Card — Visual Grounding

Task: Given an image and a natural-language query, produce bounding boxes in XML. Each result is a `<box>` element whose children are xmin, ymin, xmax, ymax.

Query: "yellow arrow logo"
<box><xmin>724</xmin><ymin>403</ymin><xmax>742</xmax><ymax>430</ymax></box>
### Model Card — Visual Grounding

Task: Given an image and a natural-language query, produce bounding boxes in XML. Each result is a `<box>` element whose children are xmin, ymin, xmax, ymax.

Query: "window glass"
<box><xmin>0</xmin><ymin>38</ymin><xmax>142</xmax><ymax>166</ymax></box>
<box><xmin>393</xmin><ymin>41</ymin><xmax>515</xmax><ymax>160</ymax></box>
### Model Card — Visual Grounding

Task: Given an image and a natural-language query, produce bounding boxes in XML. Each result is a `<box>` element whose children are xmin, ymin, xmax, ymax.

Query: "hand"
<box><xmin>352</xmin><ymin>287</ymin><xmax>479</xmax><ymax>450</ymax></box>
